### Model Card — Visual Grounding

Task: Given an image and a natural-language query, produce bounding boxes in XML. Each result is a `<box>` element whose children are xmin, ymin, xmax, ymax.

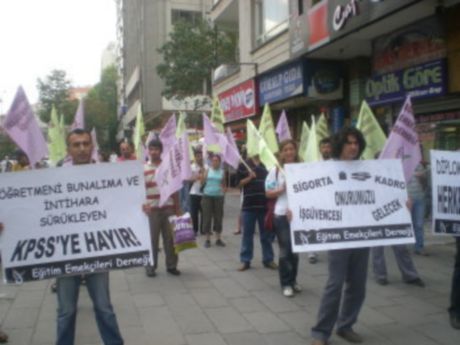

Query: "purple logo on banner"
<box><xmin>365</xmin><ymin>59</ymin><xmax>446</xmax><ymax>106</ymax></box>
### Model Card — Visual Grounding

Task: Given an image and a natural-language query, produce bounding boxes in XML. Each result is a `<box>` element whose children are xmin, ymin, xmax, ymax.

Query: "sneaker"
<box><xmin>336</xmin><ymin>329</ymin><xmax>363</xmax><ymax>343</ymax></box>
<box><xmin>215</xmin><ymin>239</ymin><xmax>226</xmax><ymax>247</ymax></box>
<box><xmin>145</xmin><ymin>266</ymin><xmax>156</xmax><ymax>277</ymax></box>
<box><xmin>282</xmin><ymin>286</ymin><xmax>294</xmax><ymax>297</ymax></box>
<box><xmin>238</xmin><ymin>262</ymin><xmax>250</xmax><ymax>271</ymax></box>
<box><xmin>293</xmin><ymin>283</ymin><xmax>302</xmax><ymax>293</ymax></box>
<box><xmin>405</xmin><ymin>278</ymin><xmax>425</xmax><ymax>287</ymax></box>
<box><xmin>376</xmin><ymin>277</ymin><xmax>389</xmax><ymax>286</ymax></box>
<box><xmin>263</xmin><ymin>261</ymin><xmax>278</xmax><ymax>270</ymax></box>
<box><xmin>450</xmin><ymin>314</ymin><xmax>460</xmax><ymax>330</ymax></box>
<box><xmin>204</xmin><ymin>240</ymin><xmax>211</xmax><ymax>248</ymax></box>
<box><xmin>167</xmin><ymin>268</ymin><xmax>181</xmax><ymax>276</ymax></box>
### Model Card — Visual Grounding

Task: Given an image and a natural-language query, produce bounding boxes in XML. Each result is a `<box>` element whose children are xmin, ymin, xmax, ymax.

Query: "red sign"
<box><xmin>218</xmin><ymin>79</ymin><xmax>257</xmax><ymax>123</ymax></box>
<box><xmin>308</xmin><ymin>1</ymin><xmax>329</xmax><ymax>49</ymax></box>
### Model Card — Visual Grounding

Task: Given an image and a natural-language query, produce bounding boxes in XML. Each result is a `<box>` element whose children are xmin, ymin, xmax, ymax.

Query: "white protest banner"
<box><xmin>286</xmin><ymin>159</ymin><xmax>414</xmax><ymax>252</ymax></box>
<box><xmin>430</xmin><ymin>150</ymin><xmax>460</xmax><ymax>236</ymax></box>
<box><xmin>0</xmin><ymin>161</ymin><xmax>152</xmax><ymax>283</ymax></box>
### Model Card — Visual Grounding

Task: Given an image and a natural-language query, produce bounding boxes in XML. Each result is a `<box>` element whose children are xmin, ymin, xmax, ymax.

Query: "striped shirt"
<box><xmin>144</xmin><ymin>161</ymin><xmax>175</xmax><ymax>210</ymax></box>
<box><xmin>237</xmin><ymin>161</ymin><xmax>268</xmax><ymax>211</ymax></box>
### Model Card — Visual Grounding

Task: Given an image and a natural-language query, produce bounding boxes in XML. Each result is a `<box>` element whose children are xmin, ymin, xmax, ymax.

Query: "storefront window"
<box><xmin>171</xmin><ymin>9</ymin><xmax>201</xmax><ymax>26</ymax></box>
<box><xmin>254</xmin><ymin>0</ymin><xmax>289</xmax><ymax>46</ymax></box>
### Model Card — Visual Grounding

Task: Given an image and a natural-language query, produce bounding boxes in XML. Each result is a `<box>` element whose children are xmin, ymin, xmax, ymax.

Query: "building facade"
<box><xmin>210</xmin><ymin>0</ymin><xmax>460</xmax><ymax>152</ymax></box>
<box><xmin>117</xmin><ymin>0</ymin><xmax>212</xmax><ymax>138</ymax></box>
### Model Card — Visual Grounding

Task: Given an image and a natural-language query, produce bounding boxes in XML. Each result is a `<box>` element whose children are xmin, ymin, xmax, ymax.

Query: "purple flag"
<box><xmin>203</xmin><ymin>113</ymin><xmax>223</xmax><ymax>149</ymax></box>
<box><xmin>379</xmin><ymin>96</ymin><xmax>421</xmax><ymax>182</ymax></box>
<box><xmin>154</xmin><ymin>132</ymin><xmax>192</xmax><ymax>206</ymax></box>
<box><xmin>223</xmin><ymin>128</ymin><xmax>241</xmax><ymax>169</ymax></box>
<box><xmin>275</xmin><ymin>110</ymin><xmax>291</xmax><ymax>141</ymax></box>
<box><xmin>159</xmin><ymin>114</ymin><xmax>177</xmax><ymax>158</ymax></box>
<box><xmin>91</xmin><ymin>128</ymin><xmax>100</xmax><ymax>162</ymax></box>
<box><xmin>71</xmin><ymin>99</ymin><xmax>85</xmax><ymax>130</ymax></box>
<box><xmin>3</xmin><ymin>86</ymin><xmax>48</xmax><ymax>167</ymax></box>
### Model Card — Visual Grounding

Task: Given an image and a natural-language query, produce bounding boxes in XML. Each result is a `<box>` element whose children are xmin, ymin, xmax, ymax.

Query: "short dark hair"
<box><xmin>119</xmin><ymin>139</ymin><xmax>134</xmax><ymax>149</ymax></box>
<box><xmin>319</xmin><ymin>137</ymin><xmax>331</xmax><ymax>146</ymax></box>
<box><xmin>66</xmin><ymin>128</ymin><xmax>92</xmax><ymax>146</ymax></box>
<box><xmin>147</xmin><ymin>139</ymin><xmax>163</xmax><ymax>152</ymax></box>
<box><xmin>331</xmin><ymin>127</ymin><xmax>366</xmax><ymax>159</ymax></box>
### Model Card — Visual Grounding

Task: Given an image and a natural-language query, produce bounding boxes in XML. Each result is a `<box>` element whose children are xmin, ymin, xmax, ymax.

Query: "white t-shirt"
<box><xmin>190</xmin><ymin>163</ymin><xmax>206</xmax><ymax>195</ymax></box>
<box><xmin>265</xmin><ymin>167</ymin><xmax>288</xmax><ymax>216</ymax></box>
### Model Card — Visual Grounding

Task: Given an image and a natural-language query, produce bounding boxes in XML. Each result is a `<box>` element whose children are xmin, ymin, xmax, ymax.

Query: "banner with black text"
<box><xmin>0</xmin><ymin>161</ymin><xmax>152</xmax><ymax>283</ymax></box>
<box><xmin>431</xmin><ymin>150</ymin><xmax>460</xmax><ymax>236</ymax></box>
<box><xmin>286</xmin><ymin>159</ymin><xmax>414</xmax><ymax>252</ymax></box>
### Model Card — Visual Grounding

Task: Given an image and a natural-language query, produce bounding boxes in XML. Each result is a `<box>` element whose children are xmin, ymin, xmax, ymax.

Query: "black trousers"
<box><xmin>190</xmin><ymin>194</ymin><xmax>202</xmax><ymax>234</ymax></box>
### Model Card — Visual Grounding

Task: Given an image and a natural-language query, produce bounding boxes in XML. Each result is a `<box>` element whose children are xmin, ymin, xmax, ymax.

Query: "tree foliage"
<box><xmin>157</xmin><ymin>19</ymin><xmax>237</xmax><ymax>100</ymax></box>
<box><xmin>85</xmin><ymin>66</ymin><xmax>119</xmax><ymax>151</ymax></box>
<box><xmin>37</xmin><ymin>70</ymin><xmax>77</xmax><ymax>123</ymax></box>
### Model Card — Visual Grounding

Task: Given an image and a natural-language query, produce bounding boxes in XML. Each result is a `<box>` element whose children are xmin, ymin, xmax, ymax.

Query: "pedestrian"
<box><xmin>407</xmin><ymin>162</ymin><xmax>429</xmax><ymax>255</ymax></box>
<box><xmin>117</xmin><ymin>139</ymin><xmax>136</xmax><ymax>162</ymax></box>
<box><xmin>189</xmin><ymin>148</ymin><xmax>205</xmax><ymax>234</ymax></box>
<box><xmin>237</xmin><ymin>155</ymin><xmax>277</xmax><ymax>271</ymax></box>
<box><xmin>201</xmin><ymin>154</ymin><xmax>226</xmax><ymax>248</ymax></box>
<box><xmin>310</xmin><ymin>127</ymin><xmax>368</xmax><ymax>345</ymax></box>
<box><xmin>265</xmin><ymin>139</ymin><xmax>301</xmax><ymax>297</ymax></box>
<box><xmin>371</xmin><ymin>245</ymin><xmax>425</xmax><ymax>287</ymax></box>
<box><xmin>0</xmin><ymin>155</ymin><xmax>13</xmax><ymax>173</ymax></box>
<box><xmin>57</xmin><ymin>128</ymin><xmax>123</xmax><ymax>345</ymax></box>
<box><xmin>11</xmin><ymin>150</ymin><xmax>30</xmax><ymax>171</ymax></box>
<box><xmin>449</xmin><ymin>236</ymin><xmax>460</xmax><ymax>329</ymax></box>
<box><xmin>143</xmin><ymin>139</ymin><xmax>181</xmax><ymax>277</ymax></box>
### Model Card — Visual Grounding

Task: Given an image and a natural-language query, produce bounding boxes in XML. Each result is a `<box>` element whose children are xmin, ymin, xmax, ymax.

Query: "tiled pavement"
<box><xmin>0</xmin><ymin>191</ymin><xmax>458</xmax><ymax>344</ymax></box>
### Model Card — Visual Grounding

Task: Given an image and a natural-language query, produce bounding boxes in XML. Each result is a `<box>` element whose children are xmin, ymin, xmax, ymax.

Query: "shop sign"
<box><xmin>258</xmin><ymin>61</ymin><xmax>304</xmax><ymax>105</ymax></box>
<box><xmin>289</xmin><ymin>0</ymin><xmax>419</xmax><ymax>58</ymax></box>
<box><xmin>417</xmin><ymin>111</ymin><xmax>460</xmax><ymax>124</ymax></box>
<box><xmin>365</xmin><ymin>59</ymin><xmax>446</xmax><ymax>106</ymax></box>
<box><xmin>218</xmin><ymin>79</ymin><xmax>257</xmax><ymax>123</ymax></box>
<box><xmin>372</xmin><ymin>16</ymin><xmax>447</xmax><ymax>75</ymax></box>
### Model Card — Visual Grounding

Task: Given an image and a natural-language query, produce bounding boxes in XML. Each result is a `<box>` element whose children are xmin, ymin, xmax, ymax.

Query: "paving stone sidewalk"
<box><xmin>0</xmin><ymin>191</ymin><xmax>458</xmax><ymax>344</ymax></box>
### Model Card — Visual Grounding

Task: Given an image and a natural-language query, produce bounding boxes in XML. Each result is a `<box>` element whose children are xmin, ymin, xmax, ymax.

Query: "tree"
<box><xmin>157</xmin><ymin>19</ymin><xmax>237</xmax><ymax>102</ymax></box>
<box><xmin>37</xmin><ymin>70</ymin><xmax>77</xmax><ymax>123</ymax></box>
<box><xmin>85</xmin><ymin>65</ymin><xmax>118</xmax><ymax>151</ymax></box>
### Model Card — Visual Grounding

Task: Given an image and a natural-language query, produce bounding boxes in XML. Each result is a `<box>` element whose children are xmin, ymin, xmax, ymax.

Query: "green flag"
<box><xmin>246</xmin><ymin>119</ymin><xmax>259</xmax><ymax>158</ymax></box>
<box><xmin>211</xmin><ymin>96</ymin><xmax>225</xmax><ymax>133</ymax></box>
<box><xmin>316</xmin><ymin>113</ymin><xmax>330</xmax><ymax>143</ymax></box>
<box><xmin>259</xmin><ymin>103</ymin><xmax>279</xmax><ymax>154</ymax></box>
<box><xmin>247</xmin><ymin>120</ymin><xmax>280</xmax><ymax>170</ymax></box>
<box><xmin>298</xmin><ymin>121</ymin><xmax>310</xmax><ymax>162</ymax></box>
<box><xmin>304</xmin><ymin>116</ymin><xmax>321</xmax><ymax>163</ymax></box>
<box><xmin>48</xmin><ymin>106</ymin><xmax>66</xmax><ymax>164</ymax></box>
<box><xmin>176</xmin><ymin>111</ymin><xmax>187</xmax><ymax>138</ymax></box>
<box><xmin>132</xmin><ymin>104</ymin><xmax>145</xmax><ymax>160</ymax></box>
<box><xmin>356</xmin><ymin>100</ymin><xmax>387</xmax><ymax>160</ymax></box>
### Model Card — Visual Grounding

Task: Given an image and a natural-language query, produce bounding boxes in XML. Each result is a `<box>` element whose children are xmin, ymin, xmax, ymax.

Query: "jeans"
<box><xmin>311</xmin><ymin>248</ymin><xmax>369</xmax><ymax>341</ymax></box>
<box><xmin>179</xmin><ymin>182</ymin><xmax>191</xmax><ymax>213</ymax></box>
<box><xmin>56</xmin><ymin>272</ymin><xmax>123</xmax><ymax>345</ymax></box>
<box><xmin>274</xmin><ymin>215</ymin><xmax>298</xmax><ymax>287</ymax></box>
<box><xmin>240</xmin><ymin>210</ymin><xmax>275</xmax><ymax>264</ymax></box>
<box><xmin>190</xmin><ymin>194</ymin><xmax>202</xmax><ymax>234</ymax></box>
<box><xmin>411</xmin><ymin>196</ymin><xmax>426</xmax><ymax>251</ymax></box>
<box><xmin>449</xmin><ymin>238</ymin><xmax>460</xmax><ymax>317</ymax></box>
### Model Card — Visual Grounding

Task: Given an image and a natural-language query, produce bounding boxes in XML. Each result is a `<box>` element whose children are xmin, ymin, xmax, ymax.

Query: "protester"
<box><xmin>450</xmin><ymin>236</ymin><xmax>460</xmax><ymax>330</ymax></box>
<box><xmin>11</xmin><ymin>150</ymin><xmax>30</xmax><ymax>171</ymax></box>
<box><xmin>319</xmin><ymin>137</ymin><xmax>332</xmax><ymax>160</ymax></box>
<box><xmin>189</xmin><ymin>148</ymin><xmax>205</xmax><ymax>235</ymax></box>
<box><xmin>201</xmin><ymin>154</ymin><xmax>226</xmax><ymax>248</ymax></box>
<box><xmin>265</xmin><ymin>139</ymin><xmax>301</xmax><ymax>298</ymax></box>
<box><xmin>234</xmin><ymin>145</ymin><xmax>247</xmax><ymax>235</ymax></box>
<box><xmin>143</xmin><ymin>139</ymin><xmax>181</xmax><ymax>277</ymax></box>
<box><xmin>237</xmin><ymin>155</ymin><xmax>277</xmax><ymax>271</ymax></box>
<box><xmin>56</xmin><ymin>128</ymin><xmax>124</xmax><ymax>345</ymax></box>
<box><xmin>407</xmin><ymin>162</ymin><xmax>429</xmax><ymax>255</ymax></box>
<box><xmin>0</xmin><ymin>155</ymin><xmax>13</xmax><ymax>173</ymax></box>
<box><xmin>117</xmin><ymin>140</ymin><xmax>136</xmax><ymax>161</ymax></box>
<box><xmin>311</xmin><ymin>127</ymin><xmax>368</xmax><ymax>345</ymax></box>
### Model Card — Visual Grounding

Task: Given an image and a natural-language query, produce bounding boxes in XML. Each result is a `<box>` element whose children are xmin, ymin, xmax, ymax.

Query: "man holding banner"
<box><xmin>55</xmin><ymin>129</ymin><xmax>124</xmax><ymax>345</ymax></box>
<box><xmin>310</xmin><ymin>127</ymin><xmax>369</xmax><ymax>345</ymax></box>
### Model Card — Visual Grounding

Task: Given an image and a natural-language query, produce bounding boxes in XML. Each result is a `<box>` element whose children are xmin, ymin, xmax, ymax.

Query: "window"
<box><xmin>254</xmin><ymin>0</ymin><xmax>289</xmax><ymax>46</ymax></box>
<box><xmin>298</xmin><ymin>0</ymin><xmax>304</xmax><ymax>15</ymax></box>
<box><xmin>171</xmin><ymin>9</ymin><xmax>202</xmax><ymax>26</ymax></box>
